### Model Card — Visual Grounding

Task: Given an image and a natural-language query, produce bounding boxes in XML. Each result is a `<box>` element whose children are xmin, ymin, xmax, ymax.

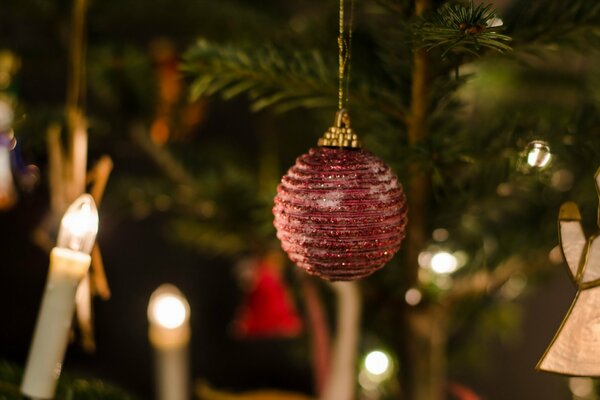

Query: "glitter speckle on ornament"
<box><xmin>273</xmin><ymin>110</ymin><xmax>407</xmax><ymax>281</ymax></box>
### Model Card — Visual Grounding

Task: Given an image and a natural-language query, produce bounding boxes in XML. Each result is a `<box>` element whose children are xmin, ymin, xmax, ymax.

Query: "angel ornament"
<box><xmin>537</xmin><ymin>171</ymin><xmax>600</xmax><ymax>376</ymax></box>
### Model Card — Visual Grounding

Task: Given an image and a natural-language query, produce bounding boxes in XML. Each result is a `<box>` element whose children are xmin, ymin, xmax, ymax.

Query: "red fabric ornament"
<box><xmin>447</xmin><ymin>382</ymin><xmax>481</xmax><ymax>400</ymax></box>
<box><xmin>233</xmin><ymin>257</ymin><xmax>303</xmax><ymax>339</ymax></box>
<box><xmin>273</xmin><ymin>143</ymin><xmax>407</xmax><ymax>281</ymax></box>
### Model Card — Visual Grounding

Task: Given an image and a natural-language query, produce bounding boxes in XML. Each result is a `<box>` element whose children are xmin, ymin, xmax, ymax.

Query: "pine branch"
<box><xmin>372</xmin><ymin>0</ymin><xmax>406</xmax><ymax>16</ymax></box>
<box><xmin>170</xmin><ymin>219</ymin><xmax>252</xmax><ymax>256</ymax></box>
<box><xmin>182</xmin><ymin>39</ymin><xmax>407</xmax><ymax>122</ymax></box>
<box><xmin>506</xmin><ymin>0</ymin><xmax>600</xmax><ymax>49</ymax></box>
<box><xmin>182</xmin><ymin>40</ymin><xmax>334</xmax><ymax>112</ymax></box>
<box><xmin>443</xmin><ymin>256</ymin><xmax>525</xmax><ymax>305</ymax></box>
<box><xmin>0</xmin><ymin>360</ymin><xmax>135</xmax><ymax>400</ymax></box>
<box><xmin>414</xmin><ymin>1</ymin><xmax>512</xmax><ymax>58</ymax></box>
<box><xmin>131</xmin><ymin>123</ymin><xmax>196</xmax><ymax>189</ymax></box>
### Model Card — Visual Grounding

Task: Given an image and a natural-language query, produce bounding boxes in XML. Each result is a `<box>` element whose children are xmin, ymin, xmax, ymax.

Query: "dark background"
<box><xmin>0</xmin><ymin>0</ymin><xmax>580</xmax><ymax>399</ymax></box>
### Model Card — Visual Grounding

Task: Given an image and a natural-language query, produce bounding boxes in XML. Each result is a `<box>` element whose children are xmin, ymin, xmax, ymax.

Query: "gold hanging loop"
<box><xmin>318</xmin><ymin>108</ymin><xmax>361</xmax><ymax>148</ymax></box>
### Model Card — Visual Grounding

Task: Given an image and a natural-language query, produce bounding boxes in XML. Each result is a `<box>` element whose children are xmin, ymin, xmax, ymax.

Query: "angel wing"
<box><xmin>559</xmin><ymin>202</ymin><xmax>587</xmax><ymax>282</ymax></box>
<box><xmin>577</xmin><ymin>170</ymin><xmax>600</xmax><ymax>286</ymax></box>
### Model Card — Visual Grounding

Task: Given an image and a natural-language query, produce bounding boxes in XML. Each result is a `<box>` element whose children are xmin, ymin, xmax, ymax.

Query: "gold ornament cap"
<box><xmin>317</xmin><ymin>109</ymin><xmax>361</xmax><ymax>148</ymax></box>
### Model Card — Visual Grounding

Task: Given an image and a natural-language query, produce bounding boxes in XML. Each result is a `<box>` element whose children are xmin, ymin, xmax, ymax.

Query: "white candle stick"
<box><xmin>322</xmin><ymin>282</ymin><xmax>361</xmax><ymax>400</ymax></box>
<box><xmin>148</xmin><ymin>284</ymin><xmax>191</xmax><ymax>400</ymax></box>
<box><xmin>0</xmin><ymin>135</ymin><xmax>16</xmax><ymax>210</ymax></box>
<box><xmin>21</xmin><ymin>194</ymin><xmax>99</xmax><ymax>399</ymax></box>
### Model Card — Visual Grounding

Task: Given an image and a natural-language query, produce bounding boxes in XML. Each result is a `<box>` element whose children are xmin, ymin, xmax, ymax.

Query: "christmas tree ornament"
<box><xmin>232</xmin><ymin>253</ymin><xmax>303</xmax><ymax>339</ymax></box>
<box><xmin>537</xmin><ymin>168</ymin><xmax>600</xmax><ymax>376</ymax></box>
<box><xmin>148</xmin><ymin>284</ymin><xmax>191</xmax><ymax>400</ymax></box>
<box><xmin>525</xmin><ymin>140</ymin><xmax>552</xmax><ymax>169</ymax></box>
<box><xmin>273</xmin><ymin>116</ymin><xmax>407</xmax><ymax>281</ymax></box>
<box><xmin>273</xmin><ymin>0</ymin><xmax>407</xmax><ymax>281</ymax></box>
<box><xmin>21</xmin><ymin>194</ymin><xmax>99</xmax><ymax>399</ymax></box>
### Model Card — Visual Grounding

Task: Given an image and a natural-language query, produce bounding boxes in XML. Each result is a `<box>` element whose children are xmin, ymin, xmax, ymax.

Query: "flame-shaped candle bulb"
<box><xmin>148</xmin><ymin>284</ymin><xmax>191</xmax><ymax>400</ymax></box>
<box><xmin>21</xmin><ymin>194</ymin><xmax>98</xmax><ymax>399</ymax></box>
<box><xmin>57</xmin><ymin>194</ymin><xmax>98</xmax><ymax>254</ymax></box>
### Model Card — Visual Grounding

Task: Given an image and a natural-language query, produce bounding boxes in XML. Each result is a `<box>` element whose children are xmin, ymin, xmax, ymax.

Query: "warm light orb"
<box><xmin>432</xmin><ymin>228</ymin><xmax>449</xmax><ymax>242</ymax></box>
<box><xmin>364</xmin><ymin>350</ymin><xmax>390</xmax><ymax>376</ymax></box>
<box><xmin>152</xmin><ymin>296</ymin><xmax>186</xmax><ymax>329</ymax></box>
<box><xmin>148</xmin><ymin>285</ymin><xmax>190</xmax><ymax>329</ymax></box>
<box><xmin>569</xmin><ymin>377</ymin><xmax>594</xmax><ymax>398</ymax></box>
<box><xmin>405</xmin><ymin>288</ymin><xmax>422</xmax><ymax>306</ymax></box>
<box><xmin>57</xmin><ymin>194</ymin><xmax>98</xmax><ymax>254</ymax></box>
<box><xmin>430</xmin><ymin>251</ymin><xmax>458</xmax><ymax>274</ymax></box>
<box><xmin>526</xmin><ymin>140</ymin><xmax>552</xmax><ymax>168</ymax></box>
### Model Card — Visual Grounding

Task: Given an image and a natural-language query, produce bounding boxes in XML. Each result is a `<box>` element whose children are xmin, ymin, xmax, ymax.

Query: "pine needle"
<box><xmin>414</xmin><ymin>1</ymin><xmax>512</xmax><ymax>58</ymax></box>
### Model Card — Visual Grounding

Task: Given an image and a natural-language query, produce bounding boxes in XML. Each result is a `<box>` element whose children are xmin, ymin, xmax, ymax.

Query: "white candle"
<box><xmin>0</xmin><ymin>136</ymin><xmax>16</xmax><ymax>210</ymax></box>
<box><xmin>147</xmin><ymin>284</ymin><xmax>191</xmax><ymax>400</ymax></box>
<box><xmin>322</xmin><ymin>282</ymin><xmax>361</xmax><ymax>400</ymax></box>
<box><xmin>21</xmin><ymin>194</ymin><xmax>99</xmax><ymax>399</ymax></box>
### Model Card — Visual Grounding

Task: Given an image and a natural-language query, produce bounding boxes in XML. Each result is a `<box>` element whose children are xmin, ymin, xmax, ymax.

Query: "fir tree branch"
<box><xmin>182</xmin><ymin>39</ymin><xmax>407</xmax><ymax>123</ymax></box>
<box><xmin>129</xmin><ymin>123</ymin><xmax>275</xmax><ymax>256</ymax></box>
<box><xmin>414</xmin><ymin>1</ymin><xmax>512</xmax><ymax>58</ymax></box>
<box><xmin>130</xmin><ymin>123</ymin><xmax>196</xmax><ymax>189</ymax></box>
<box><xmin>506</xmin><ymin>0</ymin><xmax>600</xmax><ymax>49</ymax></box>
<box><xmin>373</xmin><ymin>0</ymin><xmax>406</xmax><ymax>16</ymax></box>
<box><xmin>443</xmin><ymin>256</ymin><xmax>525</xmax><ymax>306</ymax></box>
<box><xmin>0</xmin><ymin>360</ymin><xmax>135</xmax><ymax>400</ymax></box>
<box><xmin>170</xmin><ymin>219</ymin><xmax>250</xmax><ymax>255</ymax></box>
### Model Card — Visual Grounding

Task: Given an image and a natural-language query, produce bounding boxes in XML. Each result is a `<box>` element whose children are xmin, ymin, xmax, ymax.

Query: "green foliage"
<box><xmin>0</xmin><ymin>361</ymin><xmax>135</xmax><ymax>400</ymax></box>
<box><xmin>182</xmin><ymin>39</ymin><xmax>406</xmax><ymax>121</ymax></box>
<box><xmin>183</xmin><ymin>40</ymin><xmax>337</xmax><ymax>113</ymax></box>
<box><xmin>87</xmin><ymin>45</ymin><xmax>157</xmax><ymax>117</ymax></box>
<box><xmin>415</xmin><ymin>1</ymin><xmax>512</xmax><ymax>57</ymax></box>
<box><xmin>448</xmin><ymin>299</ymin><xmax>524</xmax><ymax>373</ymax></box>
<box><xmin>506</xmin><ymin>0</ymin><xmax>600</xmax><ymax>49</ymax></box>
<box><xmin>110</xmin><ymin>144</ymin><xmax>280</xmax><ymax>257</ymax></box>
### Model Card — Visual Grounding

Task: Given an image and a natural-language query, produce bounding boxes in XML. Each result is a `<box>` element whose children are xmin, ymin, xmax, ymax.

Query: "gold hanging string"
<box><xmin>338</xmin><ymin>0</ymin><xmax>345</xmax><ymax>110</ymax></box>
<box><xmin>338</xmin><ymin>0</ymin><xmax>354</xmax><ymax>110</ymax></box>
<box><xmin>344</xmin><ymin>0</ymin><xmax>354</xmax><ymax>109</ymax></box>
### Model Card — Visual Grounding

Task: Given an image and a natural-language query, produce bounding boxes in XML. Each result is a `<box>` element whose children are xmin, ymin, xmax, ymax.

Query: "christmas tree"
<box><xmin>0</xmin><ymin>0</ymin><xmax>599</xmax><ymax>399</ymax></box>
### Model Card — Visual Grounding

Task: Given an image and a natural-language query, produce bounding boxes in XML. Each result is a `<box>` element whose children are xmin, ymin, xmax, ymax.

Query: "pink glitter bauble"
<box><xmin>273</xmin><ymin>146</ymin><xmax>408</xmax><ymax>281</ymax></box>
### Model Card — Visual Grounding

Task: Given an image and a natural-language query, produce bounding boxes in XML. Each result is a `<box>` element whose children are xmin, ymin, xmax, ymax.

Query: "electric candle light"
<box><xmin>359</xmin><ymin>349</ymin><xmax>394</xmax><ymax>397</ymax></box>
<box><xmin>0</xmin><ymin>132</ymin><xmax>16</xmax><ymax>210</ymax></box>
<box><xmin>364</xmin><ymin>350</ymin><xmax>392</xmax><ymax>379</ymax></box>
<box><xmin>430</xmin><ymin>251</ymin><xmax>458</xmax><ymax>274</ymax></box>
<box><xmin>148</xmin><ymin>284</ymin><xmax>191</xmax><ymax>400</ymax></box>
<box><xmin>525</xmin><ymin>140</ymin><xmax>552</xmax><ymax>169</ymax></box>
<box><xmin>21</xmin><ymin>194</ymin><xmax>98</xmax><ymax>399</ymax></box>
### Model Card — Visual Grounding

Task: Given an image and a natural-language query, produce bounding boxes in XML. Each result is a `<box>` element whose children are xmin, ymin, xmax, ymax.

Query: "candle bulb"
<box><xmin>21</xmin><ymin>194</ymin><xmax>98</xmax><ymax>399</ymax></box>
<box><xmin>148</xmin><ymin>284</ymin><xmax>191</xmax><ymax>400</ymax></box>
